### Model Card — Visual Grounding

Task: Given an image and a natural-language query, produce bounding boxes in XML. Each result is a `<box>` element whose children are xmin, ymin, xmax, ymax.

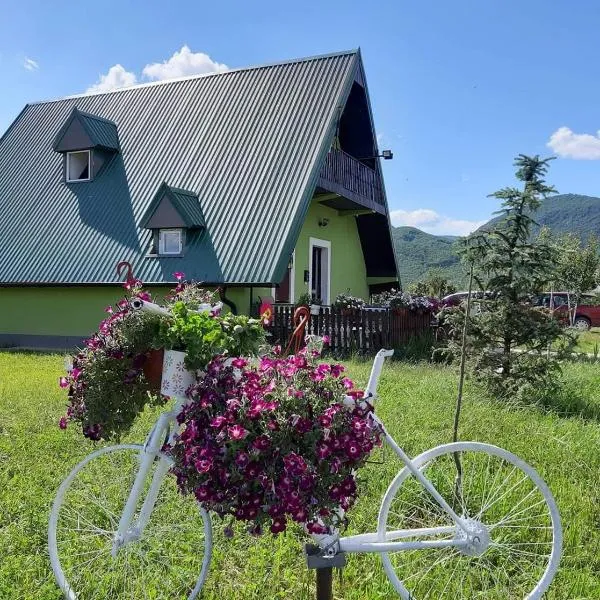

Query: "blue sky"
<box><xmin>2</xmin><ymin>0</ymin><xmax>600</xmax><ymax>236</ymax></box>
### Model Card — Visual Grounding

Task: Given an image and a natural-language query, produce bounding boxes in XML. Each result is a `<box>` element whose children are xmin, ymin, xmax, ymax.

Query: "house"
<box><xmin>0</xmin><ymin>49</ymin><xmax>398</xmax><ymax>349</ymax></box>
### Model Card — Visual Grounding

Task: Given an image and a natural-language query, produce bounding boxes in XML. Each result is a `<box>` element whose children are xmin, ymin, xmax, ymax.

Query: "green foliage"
<box><xmin>3</xmin><ymin>353</ymin><xmax>600</xmax><ymax>598</ymax></box>
<box><xmin>408</xmin><ymin>268</ymin><xmax>457</xmax><ymax>299</ymax></box>
<box><xmin>543</xmin><ymin>231</ymin><xmax>600</xmax><ymax>325</ymax></box>
<box><xmin>160</xmin><ymin>302</ymin><xmax>266</xmax><ymax>371</ymax></box>
<box><xmin>451</xmin><ymin>155</ymin><xmax>574</xmax><ymax>400</ymax></box>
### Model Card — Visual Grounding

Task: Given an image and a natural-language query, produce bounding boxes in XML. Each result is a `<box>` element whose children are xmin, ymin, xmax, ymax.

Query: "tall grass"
<box><xmin>0</xmin><ymin>353</ymin><xmax>599</xmax><ymax>598</ymax></box>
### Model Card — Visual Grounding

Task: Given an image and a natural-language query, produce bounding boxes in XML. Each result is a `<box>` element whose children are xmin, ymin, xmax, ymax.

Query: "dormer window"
<box><xmin>159</xmin><ymin>229</ymin><xmax>183</xmax><ymax>255</ymax></box>
<box><xmin>53</xmin><ymin>107</ymin><xmax>119</xmax><ymax>183</ymax></box>
<box><xmin>66</xmin><ymin>151</ymin><xmax>91</xmax><ymax>182</ymax></box>
<box><xmin>141</xmin><ymin>183</ymin><xmax>205</xmax><ymax>258</ymax></box>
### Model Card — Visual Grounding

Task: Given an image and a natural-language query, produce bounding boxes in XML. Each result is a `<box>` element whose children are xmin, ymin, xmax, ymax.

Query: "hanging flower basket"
<box><xmin>168</xmin><ymin>339</ymin><xmax>383</xmax><ymax>537</ymax></box>
<box><xmin>58</xmin><ymin>272</ymin><xmax>266</xmax><ymax>441</ymax></box>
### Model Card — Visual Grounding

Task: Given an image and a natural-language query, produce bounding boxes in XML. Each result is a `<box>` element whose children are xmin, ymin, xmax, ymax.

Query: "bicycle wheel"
<box><xmin>49</xmin><ymin>444</ymin><xmax>212</xmax><ymax>600</ymax></box>
<box><xmin>378</xmin><ymin>442</ymin><xmax>561</xmax><ymax>599</ymax></box>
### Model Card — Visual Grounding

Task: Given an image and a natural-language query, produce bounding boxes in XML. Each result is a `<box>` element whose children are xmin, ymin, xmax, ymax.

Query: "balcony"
<box><xmin>316</xmin><ymin>148</ymin><xmax>386</xmax><ymax>214</ymax></box>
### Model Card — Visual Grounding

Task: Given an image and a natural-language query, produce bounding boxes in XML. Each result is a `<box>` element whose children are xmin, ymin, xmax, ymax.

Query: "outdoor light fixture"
<box><xmin>359</xmin><ymin>149</ymin><xmax>394</xmax><ymax>160</ymax></box>
<box><xmin>318</xmin><ymin>217</ymin><xmax>330</xmax><ymax>228</ymax></box>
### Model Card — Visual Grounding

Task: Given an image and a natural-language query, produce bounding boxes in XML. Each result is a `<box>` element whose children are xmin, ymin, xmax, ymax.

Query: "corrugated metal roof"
<box><xmin>79</xmin><ymin>111</ymin><xmax>120</xmax><ymax>150</ymax></box>
<box><xmin>140</xmin><ymin>183</ymin><xmax>205</xmax><ymax>229</ymax></box>
<box><xmin>0</xmin><ymin>50</ymin><xmax>359</xmax><ymax>284</ymax></box>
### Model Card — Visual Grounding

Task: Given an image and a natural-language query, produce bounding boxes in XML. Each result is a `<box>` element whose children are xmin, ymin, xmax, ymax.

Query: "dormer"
<box><xmin>53</xmin><ymin>108</ymin><xmax>119</xmax><ymax>182</ymax></box>
<box><xmin>141</xmin><ymin>183</ymin><xmax>205</xmax><ymax>257</ymax></box>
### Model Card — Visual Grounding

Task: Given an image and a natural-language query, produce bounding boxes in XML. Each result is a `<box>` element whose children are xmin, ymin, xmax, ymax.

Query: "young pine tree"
<box><xmin>451</xmin><ymin>155</ymin><xmax>573</xmax><ymax>399</ymax></box>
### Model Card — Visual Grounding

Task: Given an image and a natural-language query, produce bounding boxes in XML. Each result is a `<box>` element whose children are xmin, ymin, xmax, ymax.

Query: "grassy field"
<box><xmin>573</xmin><ymin>327</ymin><xmax>600</xmax><ymax>355</ymax></box>
<box><xmin>1</xmin><ymin>352</ymin><xmax>599</xmax><ymax>599</ymax></box>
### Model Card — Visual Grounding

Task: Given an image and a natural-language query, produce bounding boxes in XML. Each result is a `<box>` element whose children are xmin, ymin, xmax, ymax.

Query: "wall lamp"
<box><xmin>360</xmin><ymin>149</ymin><xmax>394</xmax><ymax>160</ymax></box>
<box><xmin>318</xmin><ymin>218</ymin><xmax>330</xmax><ymax>228</ymax></box>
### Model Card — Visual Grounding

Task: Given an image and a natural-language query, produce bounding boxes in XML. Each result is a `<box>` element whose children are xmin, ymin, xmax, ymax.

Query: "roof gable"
<box><xmin>53</xmin><ymin>108</ymin><xmax>119</xmax><ymax>152</ymax></box>
<box><xmin>0</xmin><ymin>50</ymin><xmax>362</xmax><ymax>284</ymax></box>
<box><xmin>141</xmin><ymin>183</ymin><xmax>205</xmax><ymax>229</ymax></box>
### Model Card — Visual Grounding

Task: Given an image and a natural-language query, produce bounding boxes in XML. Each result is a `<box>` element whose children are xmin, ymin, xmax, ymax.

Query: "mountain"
<box><xmin>479</xmin><ymin>193</ymin><xmax>600</xmax><ymax>239</ymax></box>
<box><xmin>392</xmin><ymin>226</ymin><xmax>463</xmax><ymax>287</ymax></box>
<box><xmin>394</xmin><ymin>194</ymin><xmax>600</xmax><ymax>287</ymax></box>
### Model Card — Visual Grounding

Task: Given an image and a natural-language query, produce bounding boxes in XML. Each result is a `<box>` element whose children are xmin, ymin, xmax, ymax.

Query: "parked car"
<box><xmin>531</xmin><ymin>292</ymin><xmax>600</xmax><ymax>330</ymax></box>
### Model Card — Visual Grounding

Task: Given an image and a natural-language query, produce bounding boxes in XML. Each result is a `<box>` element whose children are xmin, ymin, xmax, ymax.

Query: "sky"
<box><xmin>2</xmin><ymin>0</ymin><xmax>600</xmax><ymax>236</ymax></box>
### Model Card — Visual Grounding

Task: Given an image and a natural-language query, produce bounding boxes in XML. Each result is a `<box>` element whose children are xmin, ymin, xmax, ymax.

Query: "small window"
<box><xmin>66</xmin><ymin>151</ymin><xmax>91</xmax><ymax>182</ymax></box>
<box><xmin>159</xmin><ymin>229</ymin><xmax>183</xmax><ymax>255</ymax></box>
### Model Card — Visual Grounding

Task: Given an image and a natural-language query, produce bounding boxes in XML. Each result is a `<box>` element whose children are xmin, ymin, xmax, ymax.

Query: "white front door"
<box><xmin>308</xmin><ymin>237</ymin><xmax>331</xmax><ymax>304</ymax></box>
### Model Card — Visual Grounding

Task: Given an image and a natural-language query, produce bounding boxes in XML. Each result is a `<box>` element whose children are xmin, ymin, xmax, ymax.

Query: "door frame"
<box><xmin>308</xmin><ymin>237</ymin><xmax>331</xmax><ymax>305</ymax></box>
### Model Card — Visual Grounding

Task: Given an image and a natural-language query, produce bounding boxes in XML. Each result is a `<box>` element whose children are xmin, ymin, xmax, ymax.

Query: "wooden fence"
<box><xmin>266</xmin><ymin>305</ymin><xmax>433</xmax><ymax>355</ymax></box>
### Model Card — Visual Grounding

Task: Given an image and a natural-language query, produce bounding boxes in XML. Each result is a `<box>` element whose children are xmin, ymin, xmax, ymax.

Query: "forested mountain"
<box><xmin>394</xmin><ymin>194</ymin><xmax>600</xmax><ymax>287</ymax></box>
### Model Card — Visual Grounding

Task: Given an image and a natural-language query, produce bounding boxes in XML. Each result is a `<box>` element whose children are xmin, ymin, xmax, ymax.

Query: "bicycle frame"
<box><xmin>315</xmin><ymin>349</ymin><xmax>472</xmax><ymax>556</ymax></box>
<box><xmin>112</xmin><ymin>343</ymin><xmax>470</xmax><ymax>558</ymax></box>
<box><xmin>111</xmin><ymin>399</ymin><xmax>183</xmax><ymax>555</ymax></box>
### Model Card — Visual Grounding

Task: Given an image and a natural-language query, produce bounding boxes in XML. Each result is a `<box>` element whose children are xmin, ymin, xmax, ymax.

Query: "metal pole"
<box><xmin>315</xmin><ymin>567</ymin><xmax>333</xmax><ymax>600</ymax></box>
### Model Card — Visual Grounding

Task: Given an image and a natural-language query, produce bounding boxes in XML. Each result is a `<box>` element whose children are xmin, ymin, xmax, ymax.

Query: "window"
<box><xmin>158</xmin><ymin>229</ymin><xmax>183</xmax><ymax>255</ymax></box>
<box><xmin>66</xmin><ymin>151</ymin><xmax>91</xmax><ymax>182</ymax></box>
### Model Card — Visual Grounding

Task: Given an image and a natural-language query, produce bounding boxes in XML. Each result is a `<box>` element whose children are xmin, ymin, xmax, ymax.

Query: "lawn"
<box><xmin>573</xmin><ymin>327</ymin><xmax>600</xmax><ymax>355</ymax></box>
<box><xmin>1</xmin><ymin>352</ymin><xmax>599</xmax><ymax>599</ymax></box>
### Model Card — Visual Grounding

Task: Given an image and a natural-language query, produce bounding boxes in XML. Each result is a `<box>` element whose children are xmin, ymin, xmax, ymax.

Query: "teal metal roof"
<box><xmin>0</xmin><ymin>50</ymin><xmax>360</xmax><ymax>285</ymax></box>
<box><xmin>141</xmin><ymin>183</ymin><xmax>205</xmax><ymax>229</ymax></box>
<box><xmin>53</xmin><ymin>108</ymin><xmax>120</xmax><ymax>152</ymax></box>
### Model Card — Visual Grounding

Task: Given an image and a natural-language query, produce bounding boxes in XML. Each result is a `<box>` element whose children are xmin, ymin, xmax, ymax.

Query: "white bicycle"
<box><xmin>49</xmin><ymin>303</ymin><xmax>562</xmax><ymax>599</ymax></box>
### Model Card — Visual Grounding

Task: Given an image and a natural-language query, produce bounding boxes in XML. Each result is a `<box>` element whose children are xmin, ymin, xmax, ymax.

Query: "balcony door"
<box><xmin>309</xmin><ymin>238</ymin><xmax>331</xmax><ymax>305</ymax></box>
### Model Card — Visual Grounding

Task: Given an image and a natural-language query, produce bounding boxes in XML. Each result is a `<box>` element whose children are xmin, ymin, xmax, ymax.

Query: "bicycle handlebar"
<box><xmin>129</xmin><ymin>298</ymin><xmax>223</xmax><ymax>316</ymax></box>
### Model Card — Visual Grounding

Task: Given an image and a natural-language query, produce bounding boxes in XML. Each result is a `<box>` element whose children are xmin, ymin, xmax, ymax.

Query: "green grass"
<box><xmin>1</xmin><ymin>352</ymin><xmax>600</xmax><ymax>598</ymax></box>
<box><xmin>573</xmin><ymin>327</ymin><xmax>600</xmax><ymax>355</ymax></box>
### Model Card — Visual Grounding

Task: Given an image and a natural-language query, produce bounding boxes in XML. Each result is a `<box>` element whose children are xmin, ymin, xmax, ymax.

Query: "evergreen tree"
<box><xmin>449</xmin><ymin>155</ymin><xmax>573</xmax><ymax>398</ymax></box>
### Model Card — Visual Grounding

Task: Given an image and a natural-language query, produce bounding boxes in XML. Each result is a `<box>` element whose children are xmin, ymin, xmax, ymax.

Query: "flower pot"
<box><xmin>160</xmin><ymin>349</ymin><xmax>196</xmax><ymax>399</ymax></box>
<box><xmin>310</xmin><ymin>304</ymin><xmax>321</xmax><ymax>316</ymax></box>
<box><xmin>142</xmin><ymin>348</ymin><xmax>164</xmax><ymax>392</ymax></box>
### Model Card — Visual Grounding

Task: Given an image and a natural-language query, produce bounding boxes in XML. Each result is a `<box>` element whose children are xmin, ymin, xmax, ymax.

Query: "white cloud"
<box><xmin>86</xmin><ymin>64</ymin><xmax>137</xmax><ymax>94</ymax></box>
<box><xmin>547</xmin><ymin>126</ymin><xmax>600</xmax><ymax>160</ymax></box>
<box><xmin>390</xmin><ymin>208</ymin><xmax>484</xmax><ymax>237</ymax></box>
<box><xmin>23</xmin><ymin>57</ymin><xmax>39</xmax><ymax>71</ymax></box>
<box><xmin>142</xmin><ymin>45</ymin><xmax>228</xmax><ymax>81</ymax></box>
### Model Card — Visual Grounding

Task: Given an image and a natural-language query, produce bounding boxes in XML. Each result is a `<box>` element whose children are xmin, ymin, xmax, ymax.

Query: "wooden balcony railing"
<box><xmin>318</xmin><ymin>147</ymin><xmax>385</xmax><ymax>209</ymax></box>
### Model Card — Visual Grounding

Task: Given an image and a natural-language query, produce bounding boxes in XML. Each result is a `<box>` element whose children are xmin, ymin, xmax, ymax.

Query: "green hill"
<box><xmin>480</xmin><ymin>193</ymin><xmax>600</xmax><ymax>238</ymax></box>
<box><xmin>394</xmin><ymin>194</ymin><xmax>600</xmax><ymax>287</ymax></box>
<box><xmin>392</xmin><ymin>226</ymin><xmax>463</xmax><ymax>287</ymax></box>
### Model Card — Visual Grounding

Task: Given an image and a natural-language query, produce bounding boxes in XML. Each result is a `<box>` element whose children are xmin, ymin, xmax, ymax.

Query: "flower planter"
<box><xmin>310</xmin><ymin>304</ymin><xmax>321</xmax><ymax>316</ymax></box>
<box><xmin>142</xmin><ymin>348</ymin><xmax>164</xmax><ymax>391</ymax></box>
<box><xmin>160</xmin><ymin>350</ymin><xmax>196</xmax><ymax>399</ymax></box>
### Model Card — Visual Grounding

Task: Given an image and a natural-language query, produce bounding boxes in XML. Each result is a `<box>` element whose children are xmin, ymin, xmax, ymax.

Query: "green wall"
<box><xmin>0</xmin><ymin>285</ymin><xmax>273</xmax><ymax>340</ymax></box>
<box><xmin>292</xmin><ymin>198</ymin><xmax>369</xmax><ymax>303</ymax></box>
<box><xmin>0</xmin><ymin>199</ymin><xmax>371</xmax><ymax>342</ymax></box>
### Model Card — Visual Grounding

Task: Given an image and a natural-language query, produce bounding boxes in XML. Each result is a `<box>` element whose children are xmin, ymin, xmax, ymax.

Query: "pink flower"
<box><xmin>174</xmin><ymin>271</ymin><xmax>185</xmax><ymax>281</ymax></box>
<box><xmin>58</xmin><ymin>416</ymin><xmax>68</xmax><ymax>429</ymax></box>
<box><xmin>345</xmin><ymin>441</ymin><xmax>361</xmax><ymax>460</ymax></box>
<box><xmin>231</xmin><ymin>358</ymin><xmax>247</xmax><ymax>369</ymax></box>
<box><xmin>194</xmin><ymin>458</ymin><xmax>212</xmax><ymax>473</ymax></box>
<box><xmin>235</xmin><ymin>451</ymin><xmax>250</xmax><ymax>469</ymax></box>
<box><xmin>210</xmin><ymin>416</ymin><xmax>227</xmax><ymax>429</ymax></box>
<box><xmin>116</xmin><ymin>299</ymin><xmax>128</xmax><ymax>310</ymax></box>
<box><xmin>137</xmin><ymin>291</ymin><xmax>152</xmax><ymax>302</ymax></box>
<box><xmin>330</xmin><ymin>364</ymin><xmax>344</xmax><ymax>377</ymax></box>
<box><xmin>342</xmin><ymin>377</ymin><xmax>354</xmax><ymax>390</ymax></box>
<box><xmin>322</xmin><ymin>335</ymin><xmax>330</xmax><ymax>344</ymax></box>
<box><xmin>104</xmin><ymin>305</ymin><xmax>113</xmax><ymax>314</ymax></box>
<box><xmin>58</xmin><ymin>377</ymin><xmax>69</xmax><ymax>389</ymax></box>
<box><xmin>252</xmin><ymin>435</ymin><xmax>271</xmax><ymax>451</ymax></box>
<box><xmin>70</xmin><ymin>368</ymin><xmax>81</xmax><ymax>380</ymax></box>
<box><xmin>228</xmin><ymin>424</ymin><xmax>249</xmax><ymax>440</ymax></box>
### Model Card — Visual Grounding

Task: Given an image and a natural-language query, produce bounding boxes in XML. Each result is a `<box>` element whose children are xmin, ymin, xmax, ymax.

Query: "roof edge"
<box><xmin>27</xmin><ymin>49</ymin><xmax>360</xmax><ymax>106</ymax></box>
